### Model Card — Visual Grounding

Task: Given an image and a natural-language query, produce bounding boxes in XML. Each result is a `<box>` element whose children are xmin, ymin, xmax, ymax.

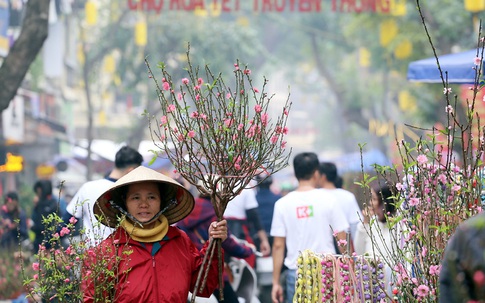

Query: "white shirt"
<box><xmin>224</xmin><ymin>188</ymin><xmax>259</xmax><ymax>220</ymax></box>
<box><xmin>354</xmin><ymin>218</ymin><xmax>406</xmax><ymax>296</ymax></box>
<box><xmin>321</xmin><ymin>188</ymin><xmax>362</xmax><ymax>239</ymax></box>
<box><xmin>270</xmin><ymin>189</ymin><xmax>349</xmax><ymax>270</ymax></box>
<box><xmin>354</xmin><ymin>219</ymin><xmax>392</xmax><ymax>259</ymax></box>
<box><xmin>66</xmin><ymin>178</ymin><xmax>115</xmax><ymax>246</ymax></box>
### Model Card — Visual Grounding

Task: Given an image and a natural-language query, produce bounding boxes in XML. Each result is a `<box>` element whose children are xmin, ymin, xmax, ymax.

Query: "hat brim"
<box><xmin>94</xmin><ymin>166</ymin><xmax>194</xmax><ymax>227</ymax></box>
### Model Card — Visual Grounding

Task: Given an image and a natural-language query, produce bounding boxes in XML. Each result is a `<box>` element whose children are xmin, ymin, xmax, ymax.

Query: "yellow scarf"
<box><xmin>120</xmin><ymin>215</ymin><xmax>169</xmax><ymax>243</ymax></box>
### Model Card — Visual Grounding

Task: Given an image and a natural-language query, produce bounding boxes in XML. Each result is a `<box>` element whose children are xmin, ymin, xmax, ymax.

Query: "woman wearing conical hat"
<box><xmin>82</xmin><ymin>166</ymin><xmax>227</xmax><ymax>302</ymax></box>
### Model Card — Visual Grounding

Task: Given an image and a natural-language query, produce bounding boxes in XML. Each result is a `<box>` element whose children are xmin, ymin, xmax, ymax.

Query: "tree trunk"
<box><xmin>0</xmin><ymin>0</ymin><xmax>50</xmax><ymax>111</ymax></box>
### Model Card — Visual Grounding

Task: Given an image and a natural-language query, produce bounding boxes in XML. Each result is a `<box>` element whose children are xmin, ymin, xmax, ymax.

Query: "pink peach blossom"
<box><xmin>474</xmin><ymin>270</ymin><xmax>485</xmax><ymax>286</ymax></box>
<box><xmin>60</xmin><ymin>227</ymin><xmax>70</xmax><ymax>237</ymax></box>
<box><xmin>32</xmin><ymin>262</ymin><xmax>40</xmax><ymax>271</ymax></box>
<box><xmin>416</xmin><ymin>284</ymin><xmax>429</xmax><ymax>297</ymax></box>
<box><xmin>417</xmin><ymin>154</ymin><xmax>427</xmax><ymax>165</ymax></box>
<box><xmin>167</xmin><ymin>104</ymin><xmax>176</xmax><ymax>113</ymax></box>
<box><xmin>261</xmin><ymin>113</ymin><xmax>268</xmax><ymax>126</ymax></box>
<box><xmin>190</xmin><ymin>112</ymin><xmax>199</xmax><ymax>118</ymax></box>
<box><xmin>429</xmin><ymin>265</ymin><xmax>440</xmax><ymax>276</ymax></box>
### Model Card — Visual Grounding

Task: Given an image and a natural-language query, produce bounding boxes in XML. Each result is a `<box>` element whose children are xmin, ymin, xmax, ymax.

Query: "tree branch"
<box><xmin>0</xmin><ymin>0</ymin><xmax>50</xmax><ymax>110</ymax></box>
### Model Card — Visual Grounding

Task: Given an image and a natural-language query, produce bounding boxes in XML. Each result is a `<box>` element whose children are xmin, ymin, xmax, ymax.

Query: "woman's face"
<box><xmin>5</xmin><ymin>198</ymin><xmax>17</xmax><ymax>212</ymax></box>
<box><xmin>370</xmin><ymin>189</ymin><xmax>385</xmax><ymax>221</ymax></box>
<box><xmin>125</xmin><ymin>182</ymin><xmax>161</xmax><ymax>223</ymax></box>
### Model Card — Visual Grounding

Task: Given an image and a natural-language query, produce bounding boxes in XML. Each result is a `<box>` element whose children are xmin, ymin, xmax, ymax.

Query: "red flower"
<box><xmin>473</xmin><ymin>270</ymin><xmax>485</xmax><ymax>286</ymax></box>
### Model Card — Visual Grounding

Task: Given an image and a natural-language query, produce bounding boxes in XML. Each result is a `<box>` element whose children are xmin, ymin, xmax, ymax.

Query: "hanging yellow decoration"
<box><xmin>394</xmin><ymin>39</ymin><xmax>412</xmax><ymax>59</ymax></box>
<box><xmin>77</xmin><ymin>44</ymin><xmax>85</xmax><ymax>65</ymax></box>
<box><xmin>380</xmin><ymin>19</ymin><xmax>398</xmax><ymax>47</ymax></box>
<box><xmin>359</xmin><ymin>47</ymin><xmax>371</xmax><ymax>67</ymax></box>
<box><xmin>237</xmin><ymin>16</ymin><xmax>250</xmax><ymax>27</ymax></box>
<box><xmin>193</xmin><ymin>7</ymin><xmax>208</xmax><ymax>17</ymax></box>
<box><xmin>114</xmin><ymin>74</ymin><xmax>122</xmax><ymax>86</ymax></box>
<box><xmin>110</xmin><ymin>1</ymin><xmax>120</xmax><ymax>22</ymax></box>
<box><xmin>0</xmin><ymin>37</ymin><xmax>8</xmax><ymax>53</ymax></box>
<box><xmin>209</xmin><ymin>3</ymin><xmax>222</xmax><ymax>17</ymax></box>
<box><xmin>390</xmin><ymin>0</ymin><xmax>406</xmax><ymax>16</ymax></box>
<box><xmin>399</xmin><ymin>90</ymin><xmax>416</xmax><ymax>112</ymax></box>
<box><xmin>103</xmin><ymin>55</ymin><xmax>116</xmax><ymax>74</ymax></box>
<box><xmin>85</xmin><ymin>0</ymin><xmax>97</xmax><ymax>26</ymax></box>
<box><xmin>135</xmin><ymin>20</ymin><xmax>147</xmax><ymax>46</ymax></box>
<box><xmin>98</xmin><ymin>109</ymin><xmax>107</xmax><ymax>126</ymax></box>
<box><xmin>464</xmin><ymin>0</ymin><xmax>485</xmax><ymax>12</ymax></box>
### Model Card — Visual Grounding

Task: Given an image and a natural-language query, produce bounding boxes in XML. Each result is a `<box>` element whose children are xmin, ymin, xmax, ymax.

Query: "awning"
<box><xmin>407</xmin><ymin>49</ymin><xmax>484</xmax><ymax>84</ymax></box>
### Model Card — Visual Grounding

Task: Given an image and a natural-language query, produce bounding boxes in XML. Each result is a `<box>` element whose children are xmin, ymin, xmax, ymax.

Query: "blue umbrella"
<box><xmin>407</xmin><ymin>49</ymin><xmax>483</xmax><ymax>84</ymax></box>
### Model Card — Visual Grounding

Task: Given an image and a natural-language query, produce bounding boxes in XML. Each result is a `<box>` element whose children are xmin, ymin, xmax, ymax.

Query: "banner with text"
<box><xmin>127</xmin><ymin>0</ymin><xmax>394</xmax><ymax>14</ymax></box>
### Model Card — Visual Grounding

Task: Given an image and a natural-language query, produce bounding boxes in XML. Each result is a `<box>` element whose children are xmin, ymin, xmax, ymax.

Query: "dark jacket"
<box><xmin>0</xmin><ymin>206</ymin><xmax>28</xmax><ymax>248</ymax></box>
<box><xmin>177</xmin><ymin>196</ymin><xmax>254</xmax><ymax>259</ymax></box>
<box><xmin>31</xmin><ymin>180</ymin><xmax>59</xmax><ymax>252</ymax></box>
<box><xmin>255</xmin><ymin>188</ymin><xmax>281</xmax><ymax>235</ymax></box>
<box><xmin>439</xmin><ymin>212</ymin><xmax>485</xmax><ymax>302</ymax></box>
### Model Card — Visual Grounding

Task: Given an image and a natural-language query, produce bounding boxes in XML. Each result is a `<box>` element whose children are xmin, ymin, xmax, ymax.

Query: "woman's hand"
<box><xmin>208</xmin><ymin>219</ymin><xmax>228</xmax><ymax>242</ymax></box>
<box><xmin>362</xmin><ymin>206</ymin><xmax>374</xmax><ymax>224</ymax></box>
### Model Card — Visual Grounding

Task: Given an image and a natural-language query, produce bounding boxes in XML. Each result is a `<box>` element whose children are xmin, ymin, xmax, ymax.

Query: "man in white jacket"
<box><xmin>271</xmin><ymin>152</ymin><xmax>349</xmax><ymax>303</ymax></box>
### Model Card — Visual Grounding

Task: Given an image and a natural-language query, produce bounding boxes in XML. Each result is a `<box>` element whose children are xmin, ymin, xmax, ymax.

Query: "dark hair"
<box><xmin>255</xmin><ymin>175</ymin><xmax>273</xmax><ymax>189</ymax></box>
<box><xmin>5</xmin><ymin>191</ymin><xmax>19</xmax><ymax>202</ymax></box>
<box><xmin>293</xmin><ymin>152</ymin><xmax>319</xmax><ymax>181</ymax></box>
<box><xmin>374</xmin><ymin>184</ymin><xmax>397</xmax><ymax>220</ymax></box>
<box><xmin>319</xmin><ymin>162</ymin><xmax>338</xmax><ymax>184</ymax></box>
<box><xmin>33</xmin><ymin>180</ymin><xmax>53</xmax><ymax>199</ymax></box>
<box><xmin>115</xmin><ymin>146</ymin><xmax>143</xmax><ymax>170</ymax></box>
<box><xmin>334</xmin><ymin>176</ymin><xmax>343</xmax><ymax>188</ymax></box>
<box><xmin>4</xmin><ymin>191</ymin><xmax>20</xmax><ymax>217</ymax></box>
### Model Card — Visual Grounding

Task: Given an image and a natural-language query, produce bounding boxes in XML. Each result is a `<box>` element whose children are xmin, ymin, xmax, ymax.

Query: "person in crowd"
<box><xmin>0</xmin><ymin>191</ymin><xmax>28</xmax><ymax>249</ymax></box>
<box><xmin>334</xmin><ymin>175</ymin><xmax>344</xmax><ymax>189</ymax></box>
<box><xmin>318</xmin><ymin>162</ymin><xmax>362</xmax><ymax>242</ymax></box>
<box><xmin>439</xmin><ymin>211</ymin><xmax>485</xmax><ymax>302</ymax></box>
<box><xmin>254</xmin><ymin>174</ymin><xmax>281</xmax><ymax>303</ymax></box>
<box><xmin>224</xmin><ymin>184</ymin><xmax>271</xmax><ymax>267</ymax></box>
<box><xmin>271</xmin><ymin>152</ymin><xmax>349</xmax><ymax>303</ymax></box>
<box><xmin>254</xmin><ymin>173</ymin><xmax>281</xmax><ymax>248</ymax></box>
<box><xmin>63</xmin><ymin>145</ymin><xmax>143</xmax><ymax>246</ymax></box>
<box><xmin>353</xmin><ymin>183</ymin><xmax>399</xmax><ymax>296</ymax></box>
<box><xmin>177</xmin><ymin>183</ymin><xmax>255</xmax><ymax>302</ymax></box>
<box><xmin>31</xmin><ymin>180</ymin><xmax>59</xmax><ymax>254</ymax></box>
<box><xmin>83</xmin><ymin>166</ymin><xmax>227</xmax><ymax>302</ymax></box>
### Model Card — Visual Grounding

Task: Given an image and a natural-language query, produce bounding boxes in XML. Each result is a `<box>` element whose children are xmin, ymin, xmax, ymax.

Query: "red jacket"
<box><xmin>82</xmin><ymin>226</ymin><xmax>221</xmax><ymax>302</ymax></box>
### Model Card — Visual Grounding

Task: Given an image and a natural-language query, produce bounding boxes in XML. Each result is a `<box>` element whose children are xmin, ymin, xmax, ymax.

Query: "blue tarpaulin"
<box><xmin>407</xmin><ymin>49</ymin><xmax>484</xmax><ymax>84</ymax></box>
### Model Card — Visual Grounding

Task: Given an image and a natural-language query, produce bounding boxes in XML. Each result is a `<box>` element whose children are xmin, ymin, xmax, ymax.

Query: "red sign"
<box><xmin>127</xmin><ymin>0</ymin><xmax>391</xmax><ymax>14</ymax></box>
<box><xmin>460</xmin><ymin>85</ymin><xmax>485</xmax><ymax>152</ymax></box>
